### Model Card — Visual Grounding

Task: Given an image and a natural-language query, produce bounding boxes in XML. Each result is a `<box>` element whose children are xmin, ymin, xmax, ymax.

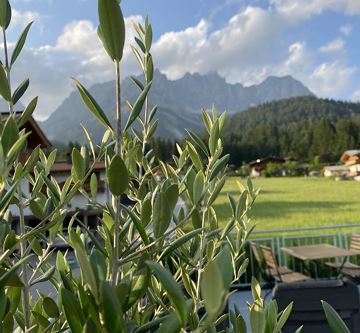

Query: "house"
<box><xmin>2</xmin><ymin>112</ymin><xmax>109</xmax><ymax>232</ymax></box>
<box><xmin>2</xmin><ymin>111</ymin><xmax>52</xmax><ymax>222</ymax></box>
<box><xmin>50</xmin><ymin>160</ymin><xmax>109</xmax><ymax>228</ymax></box>
<box><xmin>1</xmin><ymin>111</ymin><xmax>52</xmax><ymax>160</ymax></box>
<box><xmin>340</xmin><ymin>150</ymin><xmax>360</xmax><ymax>165</ymax></box>
<box><xmin>323</xmin><ymin>165</ymin><xmax>350</xmax><ymax>178</ymax></box>
<box><xmin>249</xmin><ymin>157</ymin><xmax>285</xmax><ymax>177</ymax></box>
<box><xmin>339</xmin><ymin>150</ymin><xmax>360</xmax><ymax>179</ymax></box>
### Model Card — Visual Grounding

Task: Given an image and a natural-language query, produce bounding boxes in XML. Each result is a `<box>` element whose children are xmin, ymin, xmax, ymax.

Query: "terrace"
<box><xmin>229</xmin><ymin>224</ymin><xmax>360</xmax><ymax>331</ymax></box>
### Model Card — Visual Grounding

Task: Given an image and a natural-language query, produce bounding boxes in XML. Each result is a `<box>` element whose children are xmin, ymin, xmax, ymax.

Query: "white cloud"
<box><xmin>281</xmin><ymin>42</ymin><xmax>313</xmax><ymax>74</ymax></box>
<box><xmin>340</xmin><ymin>24</ymin><xmax>353</xmax><ymax>35</ymax></box>
<box><xmin>318</xmin><ymin>38</ymin><xmax>345</xmax><ymax>53</ymax></box>
<box><xmin>11</xmin><ymin>9</ymin><xmax>40</xmax><ymax>29</ymax></box>
<box><xmin>55</xmin><ymin>20</ymin><xmax>99</xmax><ymax>53</ymax></box>
<box><xmin>152</xmin><ymin>4</ymin><xmax>357</xmax><ymax>98</ymax></box>
<box><xmin>153</xmin><ymin>20</ymin><xmax>208</xmax><ymax>80</ymax></box>
<box><xmin>153</xmin><ymin>6</ymin><xmax>287</xmax><ymax>86</ymax></box>
<box><xmin>270</xmin><ymin>0</ymin><xmax>360</xmax><ymax>20</ymax></box>
<box><xmin>8</xmin><ymin>16</ymin><xmax>143</xmax><ymax>119</ymax></box>
<box><xmin>7</xmin><ymin>2</ymin><xmax>359</xmax><ymax>120</ymax></box>
<box><xmin>350</xmin><ymin>89</ymin><xmax>360</xmax><ymax>102</ymax></box>
<box><xmin>307</xmin><ymin>61</ymin><xmax>357</xmax><ymax>96</ymax></box>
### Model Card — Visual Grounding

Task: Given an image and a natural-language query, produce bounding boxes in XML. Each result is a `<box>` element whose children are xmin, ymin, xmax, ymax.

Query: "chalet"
<box><xmin>324</xmin><ymin>150</ymin><xmax>360</xmax><ymax>179</ymax></box>
<box><xmin>340</xmin><ymin>150</ymin><xmax>360</xmax><ymax>179</ymax></box>
<box><xmin>323</xmin><ymin>165</ymin><xmax>350</xmax><ymax>178</ymax></box>
<box><xmin>49</xmin><ymin>160</ymin><xmax>109</xmax><ymax>233</ymax></box>
<box><xmin>2</xmin><ymin>112</ymin><xmax>109</xmax><ymax>232</ymax></box>
<box><xmin>1</xmin><ymin>111</ymin><xmax>52</xmax><ymax>159</ymax></box>
<box><xmin>340</xmin><ymin>150</ymin><xmax>360</xmax><ymax>165</ymax></box>
<box><xmin>249</xmin><ymin>157</ymin><xmax>285</xmax><ymax>177</ymax></box>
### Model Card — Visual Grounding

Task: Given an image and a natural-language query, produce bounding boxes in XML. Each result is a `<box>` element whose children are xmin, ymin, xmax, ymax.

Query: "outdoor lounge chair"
<box><xmin>253</xmin><ymin>243</ymin><xmax>310</xmax><ymax>283</ymax></box>
<box><xmin>326</xmin><ymin>233</ymin><xmax>360</xmax><ymax>278</ymax></box>
<box><xmin>273</xmin><ymin>279</ymin><xmax>360</xmax><ymax>332</ymax></box>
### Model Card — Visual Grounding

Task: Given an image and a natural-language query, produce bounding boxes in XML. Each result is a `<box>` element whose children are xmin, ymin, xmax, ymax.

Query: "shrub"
<box><xmin>261</xmin><ymin>163</ymin><xmax>283</xmax><ymax>177</ymax></box>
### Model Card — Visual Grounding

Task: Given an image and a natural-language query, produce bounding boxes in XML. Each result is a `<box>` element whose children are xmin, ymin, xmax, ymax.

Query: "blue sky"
<box><xmin>3</xmin><ymin>0</ymin><xmax>360</xmax><ymax>119</ymax></box>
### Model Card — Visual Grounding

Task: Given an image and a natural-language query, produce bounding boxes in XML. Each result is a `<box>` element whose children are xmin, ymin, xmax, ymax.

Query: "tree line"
<box><xmin>222</xmin><ymin>96</ymin><xmax>360</xmax><ymax>165</ymax></box>
<box><xmin>58</xmin><ymin>96</ymin><xmax>360</xmax><ymax>166</ymax></box>
<box><xmin>223</xmin><ymin>116</ymin><xmax>360</xmax><ymax>165</ymax></box>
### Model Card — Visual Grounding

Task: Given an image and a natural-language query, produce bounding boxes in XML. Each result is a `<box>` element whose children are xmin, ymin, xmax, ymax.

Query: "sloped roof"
<box><xmin>341</xmin><ymin>150</ymin><xmax>360</xmax><ymax>162</ymax></box>
<box><xmin>1</xmin><ymin>111</ymin><xmax>52</xmax><ymax>148</ymax></box>
<box><xmin>249</xmin><ymin>157</ymin><xmax>285</xmax><ymax>168</ymax></box>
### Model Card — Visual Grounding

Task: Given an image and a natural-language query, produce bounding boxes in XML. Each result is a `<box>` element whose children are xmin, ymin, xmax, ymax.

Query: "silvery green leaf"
<box><xmin>72</xmin><ymin>78</ymin><xmax>112</xmax><ymax>130</ymax></box>
<box><xmin>201</xmin><ymin>260</ymin><xmax>226</xmax><ymax>320</ymax></box>
<box><xmin>146</xmin><ymin>261</ymin><xmax>187</xmax><ymax>325</ymax></box>
<box><xmin>124</xmin><ymin>81</ymin><xmax>152</xmax><ymax>130</ymax></box>
<box><xmin>12</xmin><ymin>78</ymin><xmax>29</xmax><ymax>105</ymax></box>
<box><xmin>100</xmin><ymin>282</ymin><xmax>126</xmax><ymax>332</ymax></box>
<box><xmin>0</xmin><ymin>0</ymin><xmax>11</xmax><ymax>30</ymax></box>
<box><xmin>274</xmin><ymin>302</ymin><xmax>293</xmax><ymax>332</ymax></box>
<box><xmin>90</xmin><ymin>173</ymin><xmax>98</xmax><ymax>199</ymax></box>
<box><xmin>322</xmin><ymin>300</ymin><xmax>350</xmax><ymax>333</ymax></box>
<box><xmin>61</xmin><ymin>288</ymin><xmax>84</xmax><ymax>333</ymax></box>
<box><xmin>10</xmin><ymin>21</ymin><xmax>33</xmax><ymax>66</ymax></box>
<box><xmin>18</xmin><ymin>96</ymin><xmax>38</xmax><ymax>127</ymax></box>
<box><xmin>107</xmin><ymin>155</ymin><xmax>129</xmax><ymax>196</ymax></box>
<box><xmin>71</xmin><ymin>148</ymin><xmax>85</xmax><ymax>181</ymax></box>
<box><xmin>97</xmin><ymin>0</ymin><xmax>125</xmax><ymax>61</ymax></box>
<box><xmin>0</xmin><ymin>64</ymin><xmax>11</xmax><ymax>102</ymax></box>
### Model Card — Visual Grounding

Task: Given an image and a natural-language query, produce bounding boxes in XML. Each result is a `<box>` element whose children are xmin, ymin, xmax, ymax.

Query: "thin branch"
<box><xmin>111</xmin><ymin>60</ymin><xmax>122</xmax><ymax>286</ymax></box>
<box><xmin>19</xmin><ymin>193</ymin><xmax>31</xmax><ymax>330</ymax></box>
<box><xmin>2</xmin><ymin>28</ymin><xmax>13</xmax><ymax>114</ymax></box>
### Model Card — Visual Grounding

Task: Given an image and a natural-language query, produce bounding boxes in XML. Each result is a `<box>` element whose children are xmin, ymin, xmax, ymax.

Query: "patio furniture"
<box><xmin>281</xmin><ymin>243</ymin><xmax>360</xmax><ymax>277</ymax></box>
<box><xmin>326</xmin><ymin>234</ymin><xmax>360</xmax><ymax>277</ymax></box>
<box><xmin>273</xmin><ymin>279</ymin><xmax>360</xmax><ymax>332</ymax></box>
<box><xmin>251</xmin><ymin>243</ymin><xmax>310</xmax><ymax>283</ymax></box>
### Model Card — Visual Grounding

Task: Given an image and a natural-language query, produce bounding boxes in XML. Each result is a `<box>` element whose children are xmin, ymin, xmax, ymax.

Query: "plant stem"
<box><xmin>139</xmin><ymin>51</ymin><xmax>149</xmax><ymax>179</ymax></box>
<box><xmin>139</xmin><ymin>96</ymin><xmax>148</xmax><ymax>179</ymax></box>
<box><xmin>115</xmin><ymin>61</ymin><xmax>121</xmax><ymax>156</ymax></box>
<box><xmin>111</xmin><ymin>60</ymin><xmax>122</xmax><ymax>286</ymax></box>
<box><xmin>195</xmin><ymin>206</ymin><xmax>207</xmax><ymax>312</ymax></box>
<box><xmin>2</xmin><ymin>28</ymin><xmax>13</xmax><ymax>114</ymax></box>
<box><xmin>19</xmin><ymin>190</ymin><xmax>30</xmax><ymax>331</ymax></box>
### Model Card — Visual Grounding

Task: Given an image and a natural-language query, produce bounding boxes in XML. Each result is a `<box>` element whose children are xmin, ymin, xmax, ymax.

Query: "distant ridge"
<box><xmin>40</xmin><ymin>69</ymin><xmax>314</xmax><ymax>145</ymax></box>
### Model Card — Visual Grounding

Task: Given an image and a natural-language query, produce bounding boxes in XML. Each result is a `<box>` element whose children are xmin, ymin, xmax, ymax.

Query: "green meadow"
<box><xmin>215</xmin><ymin>177</ymin><xmax>360</xmax><ymax>236</ymax></box>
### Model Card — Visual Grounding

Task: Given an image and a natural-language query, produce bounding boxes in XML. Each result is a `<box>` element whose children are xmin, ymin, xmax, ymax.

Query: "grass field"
<box><xmin>214</xmin><ymin>177</ymin><xmax>360</xmax><ymax>235</ymax></box>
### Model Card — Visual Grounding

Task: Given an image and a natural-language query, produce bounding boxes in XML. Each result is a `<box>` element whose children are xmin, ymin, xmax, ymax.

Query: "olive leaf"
<box><xmin>107</xmin><ymin>155</ymin><xmax>129</xmax><ymax>196</ymax></box>
<box><xmin>12</xmin><ymin>78</ymin><xmax>29</xmax><ymax>105</ymax></box>
<box><xmin>72</xmin><ymin>78</ymin><xmax>113</xmax><ymax>130</ymax></box>
<box><xmin>146</xmin><ymin>261</ymin><xmax>188</xmax><ymax>326</ymax></box>
<box><xmin>0</xmin><ymin>0</ymin><xmax>11</xmax><ymax>30</ymax></box>
<box><xmin>11</xmin><ymin>21</ymin><xmax>33</xmax><ymax>66</ymax></box>
<box><xmin>322</xmin><ymin>301</ymin><xmax>350</xmax><ymax>333</ymax></box>
<box><xmin>97</xmin><ymin>0</ymin><xmax>125</xmax><ymax>62</ymax></box>
<box><xmin>0</xmin><ymin>64</ymin><xmax>11</xmax><ymax>102</ymax></box>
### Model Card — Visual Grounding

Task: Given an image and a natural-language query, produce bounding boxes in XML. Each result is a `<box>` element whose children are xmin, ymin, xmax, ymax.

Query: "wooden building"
<box><xmin>340</xmin><ymin>150</ymin><xmax>360</xmax><ymax>165</ymax></box>
<box><xmin>249</xmin><ymin>157</ymin><xmax>285</xmax><ymax>177</ymax></box>
<box><xmin>2</xmin><ymin>112</ymin><xmax>108</xmax><ymax>239</ymax></box>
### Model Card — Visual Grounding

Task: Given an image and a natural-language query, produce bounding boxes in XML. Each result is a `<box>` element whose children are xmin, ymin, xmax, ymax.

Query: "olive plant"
<box><xmin>0</xmin><ymin>1</ymin><xmax>108</xmax><ymax>331</ymax></box>
<box><xmin>47</xmin><ymin>1</ymin><xmax>272</xmax><ymax>331</ymax></box>
<box><xmin>0</xmin><ymin>0</ymin><xmax>351</xmax><ymax>332</ymax></box>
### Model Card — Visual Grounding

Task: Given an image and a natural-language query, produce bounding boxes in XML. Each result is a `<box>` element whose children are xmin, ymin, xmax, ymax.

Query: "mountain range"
<box><xmin>40</xmin><ymin>70</ymin><xmax>313</xmax><ymax>145</ymax></box>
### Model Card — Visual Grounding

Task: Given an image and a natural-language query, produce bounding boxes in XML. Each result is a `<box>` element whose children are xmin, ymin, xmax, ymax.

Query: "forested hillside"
<box><xmin>222</xmin><ymin>96</ymin><xmax>360</xmax><ymax>164</ymax></box>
